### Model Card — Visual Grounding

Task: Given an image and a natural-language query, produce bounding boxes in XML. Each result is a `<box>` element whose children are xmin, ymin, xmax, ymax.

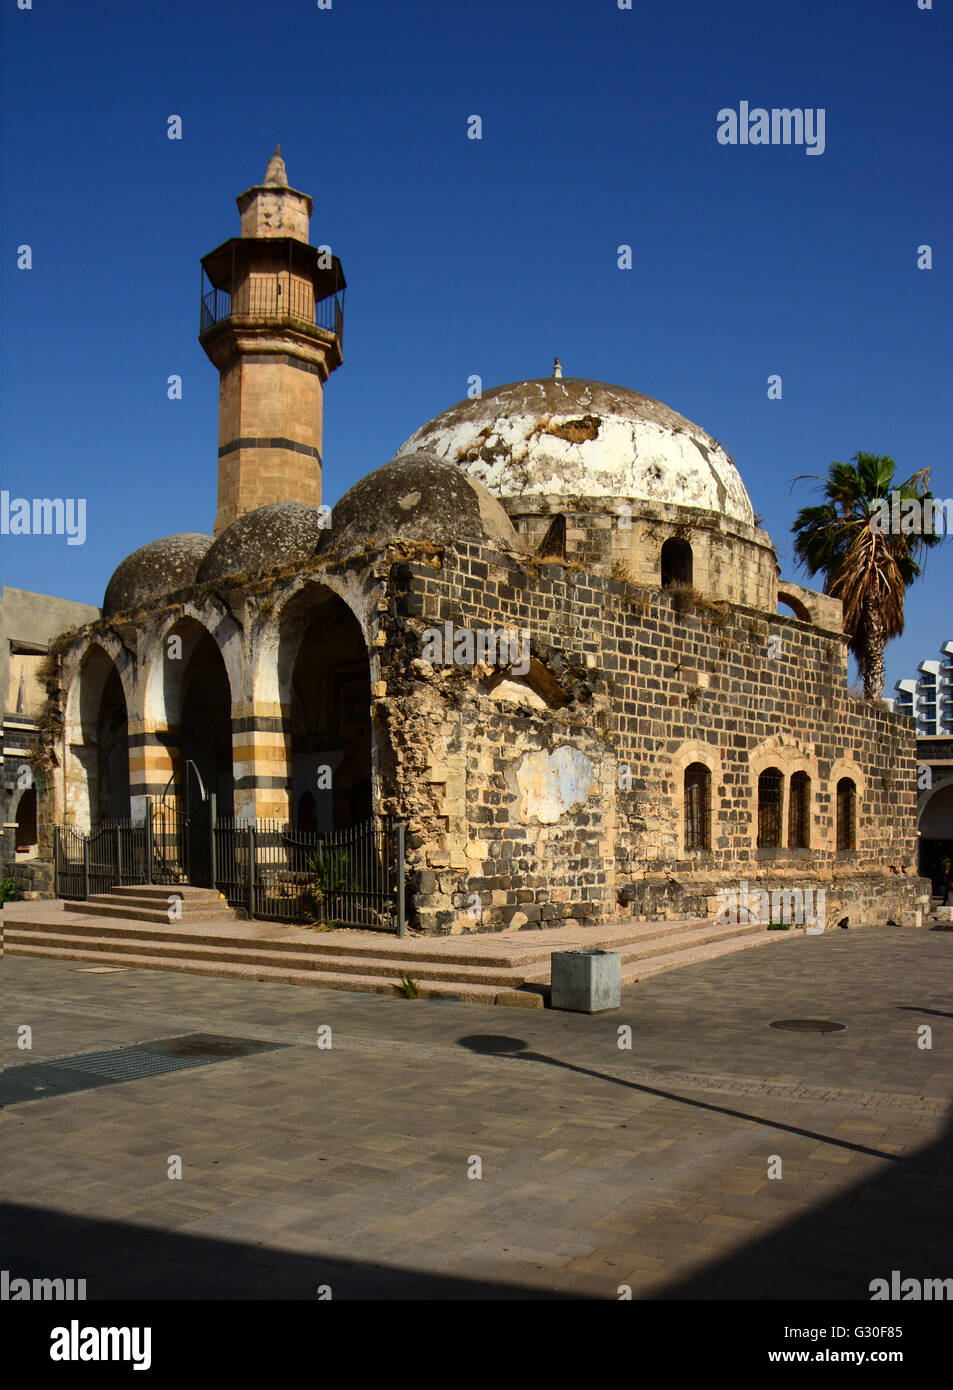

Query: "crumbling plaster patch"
<box><xmin>513</xmin><ymin>745</ymin><xmax>595</xmax><ymax>825</ymax></box>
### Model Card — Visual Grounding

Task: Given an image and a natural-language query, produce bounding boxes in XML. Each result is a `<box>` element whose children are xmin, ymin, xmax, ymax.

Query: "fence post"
<box><xmin>53</xmin><ymin>826</ymin><xmax>60</xmax><ymax>897</ymax></box>
<box><xmin>247</xmin><ymin>821</ymin><xmax>256</xmax><ymax>920</ymax></box>
<box><xmin>115</xmin><ymin>823</ymin><xmax>123</xmax><ymax>888</ymax></box>
<box><xmin>209</xmin><ymin>792</ymin><xmax>217</xmax><ymax>892</ymax></box>
<box><xmin>145</xmin><ymin>797</ymin><xmax>153</xmax><ymax>885</ymax></box>
<box><xmin>82</xmin><ymin>837</ymin><xmax>91</xmax><ymax>901</ymax></box>
<box><xmin>396</xmin><ymin>822</ymin><xmax>406</xmax><ymax>938</ymax></box>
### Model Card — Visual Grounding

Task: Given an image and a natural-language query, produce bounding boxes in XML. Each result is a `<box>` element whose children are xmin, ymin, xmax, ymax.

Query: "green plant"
<box><xmin>396</xmin><ymin>972</ymin><xmax>420</xmax><ymax>998</ymax></box>
<box><xmin>0</xmin><ymin>877</ymin><xmax>23</xmax><ymax>903</ymax></box>
<box><xmin>304</xmin><ymin>847</ymin><xmax>353</xmax><ymax>925</ymax></box>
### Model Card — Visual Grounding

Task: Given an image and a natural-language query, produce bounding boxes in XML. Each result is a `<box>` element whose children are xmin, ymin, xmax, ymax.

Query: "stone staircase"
<box><xmin>1</xmin><ymin>894</ymin><xmax>802</xmax><ymax>1007</ymax></box>
<box><xmin>63</xmin><ymin>884</ymin><xmax>238</xmax><ymax>926</ymax></box>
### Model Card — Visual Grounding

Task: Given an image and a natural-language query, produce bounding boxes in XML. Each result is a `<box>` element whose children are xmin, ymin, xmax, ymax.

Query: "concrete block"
<box><xmin>935</xmin><ymin>906</ymin><xmax>953</xmax><ymax>923</ymax></box>
<box><xmin>551</xmin><ymin>949</ymin><xmax>621</xmax><ymax>1013</ymax></box>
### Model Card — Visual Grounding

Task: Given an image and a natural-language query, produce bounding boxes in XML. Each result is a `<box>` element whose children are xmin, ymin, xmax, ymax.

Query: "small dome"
<box><xmin>198</xmin><ymin>501</ymin><xmax>327</xmax><ymax>583</ymax></box>
<box><xmin>327</xmin><ymin>452</ymin><xmax>518</xmax><ymax>550</ymax></box>
<box><xmin>398</xmin><ymin>377</ymin><xmax>755</xmax><ymax>524</ymax></box>
<box><xmin>103</xmin><ymin>533</ymin><xmax>214</xmax><ymax>617</ymax></box>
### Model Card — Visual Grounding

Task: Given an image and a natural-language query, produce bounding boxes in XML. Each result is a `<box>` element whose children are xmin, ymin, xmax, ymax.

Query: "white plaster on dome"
<box><xmin>398</xmin><ymin>378</ymin><xmax>755</xmax><ymax>525</ymax></box>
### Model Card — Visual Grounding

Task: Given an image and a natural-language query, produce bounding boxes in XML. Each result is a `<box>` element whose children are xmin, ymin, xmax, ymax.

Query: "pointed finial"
<box><xmin>553</xmin><ymin>356</ymin><xmax>562</xmax><ymax>380</ymax></box>
<box><xmin>263</xmin><ymin>144</ymin><xmax>289</xmax><ymax>187</ymax></box>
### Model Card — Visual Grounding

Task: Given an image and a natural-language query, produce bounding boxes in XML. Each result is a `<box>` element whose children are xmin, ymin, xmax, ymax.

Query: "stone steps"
<box><xmin>63</xmin><ymin>884</ymin><xmax>238</xmax><ymax>927</ymax></box>
<box><xmin>519</xmin><ymin>919</ymin><xmax>791</xmax><ymax>984</ymax></box>
<box><xmin>1</xmin><ymin>897</ymin><xmax>802</xmax><ymax>1005</ymax></box>
<box><xmin>2</xmin><ymin>938</ymin><xmax>535</xmax><ymax>1007</ymax></box>
<box><xmin>4</xmin><ymin>924</ymin><xmax>531</xmax><ymax>987</ymax></box>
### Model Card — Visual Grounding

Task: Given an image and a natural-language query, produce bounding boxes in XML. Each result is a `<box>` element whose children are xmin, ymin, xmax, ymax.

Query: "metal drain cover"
<box><xmin>0</xmin><ymin>1034</ymin><xmax>287</xmax><ymax>1108</ymax></box>
<box><xmin>770</xmin><ymin>1019</ymin><xmax>846</xmax><ymax>1033</ymax></box>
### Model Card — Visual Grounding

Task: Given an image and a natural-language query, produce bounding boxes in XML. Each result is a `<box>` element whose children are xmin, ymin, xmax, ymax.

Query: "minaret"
<box><xmin>199</xmin><ymin>146</ymin><xmax>346</xmax><ymax>534</ymax></box>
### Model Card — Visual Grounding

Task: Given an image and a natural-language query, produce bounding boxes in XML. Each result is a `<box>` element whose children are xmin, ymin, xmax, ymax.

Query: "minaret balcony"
<box><xmin>199</xmin><ymin>237</ymin><xmax>346</xmax><ymax>345</ymax></box>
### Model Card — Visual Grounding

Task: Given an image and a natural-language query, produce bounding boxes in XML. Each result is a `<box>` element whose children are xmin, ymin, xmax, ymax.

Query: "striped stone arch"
<box><xmin>61</xmin><ymin>634</ymin><xmax>137</xmax><ymax>832</ymax></box>
<box><xmin>251</xmin><ymin>572</ymin><xmax>371</xmax><ymax>711</ymax></box>
<box><xmin>137</xmin><ymin>602</ymin><xmax>243</xmax><ymax>816</ymax></box>
<box><xmin>248</xmin><ymin>574</ymin><xmax>376</xmax><ymax>823</ymax></box>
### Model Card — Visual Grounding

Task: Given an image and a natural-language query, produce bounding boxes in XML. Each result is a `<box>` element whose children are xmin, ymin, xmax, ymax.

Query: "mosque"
<box><xmin>33</xmin><ymin>148</ymin><xmax>928</xmax><ymax>935</ymax></box>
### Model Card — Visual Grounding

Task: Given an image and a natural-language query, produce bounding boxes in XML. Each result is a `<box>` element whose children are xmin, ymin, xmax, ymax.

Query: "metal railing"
<box><xmin>200</xmin><ymin>277</ymin><xmax>344</xmax><ymax>339</ymax></box>
<box><xmin>54</xmin><ymin>806</ymin><xmax>405</xmax><ymax>934</ymax></box>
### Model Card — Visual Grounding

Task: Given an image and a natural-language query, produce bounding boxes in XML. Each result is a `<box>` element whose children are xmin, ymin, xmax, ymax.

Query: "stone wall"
<box><xmin>374</xmin><ymin>542</ymin><xmax>926</xmax><ymax>933</ymax></box>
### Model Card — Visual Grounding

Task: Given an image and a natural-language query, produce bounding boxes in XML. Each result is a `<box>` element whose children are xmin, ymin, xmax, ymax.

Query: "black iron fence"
<box><xmin>54</xmin><ymin>804</ymin><xmax>406</xmax><ymax>934</ymax></box>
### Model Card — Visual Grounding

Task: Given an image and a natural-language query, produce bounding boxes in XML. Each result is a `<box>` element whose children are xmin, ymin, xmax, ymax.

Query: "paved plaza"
<box><xmin>2</xmin><ymin>924</ymin><xmax>951</xmax><ymax>1300</ymax></box>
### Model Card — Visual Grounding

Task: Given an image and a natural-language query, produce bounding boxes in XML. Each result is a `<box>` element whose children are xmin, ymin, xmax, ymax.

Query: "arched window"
<box><xmin>661</xmin><ymin>537</ymin><xmax>693</xmax><ymax>588</ymax></box>
<box><xmin>15</xmin><ymin>788</ymin><xmax>37</xmax><ymax>850</ymax></box>
<box><xmin>836</xmin><ymin>777</ymin><xmax>857</xmax><ymax>851</ymax></box>
<box><xmin>538</xmin><ymin>513</ymin><xmax>567</xmax><ymax>560</ymax></box>
<box><xmin>684</xmin><ymin>763</ymin><xmax>711</xmax><ymax>851</ymax></box>
<box><xmin>757</xmin><ymin>768</ymin><xmax>783</xmax><ymax>848</ymax></box>
<box><xmin>788</xmin><ymin>771</ymin><xmax>811</xmax><ymax>849</ymax></box>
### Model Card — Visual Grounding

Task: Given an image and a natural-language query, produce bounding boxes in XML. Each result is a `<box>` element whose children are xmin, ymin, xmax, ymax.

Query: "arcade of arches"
<box><xmin>61</xmin><ymin>587</ymin><xmax>374</xmax><ymax>837</ymax></box>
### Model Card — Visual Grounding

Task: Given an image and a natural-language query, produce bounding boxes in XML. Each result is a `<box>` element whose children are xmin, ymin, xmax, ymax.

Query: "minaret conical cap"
<box><xmin>264</xmin><ymin>144</ymin><xmax>289</xmax><ymax>187</ymax></box>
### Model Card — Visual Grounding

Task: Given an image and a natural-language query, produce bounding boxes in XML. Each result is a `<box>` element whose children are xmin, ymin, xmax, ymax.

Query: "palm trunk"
<box><xmin>863</xmin><ymin>608</ymin><xmax>886</xmax><ymax>700</ymax></box>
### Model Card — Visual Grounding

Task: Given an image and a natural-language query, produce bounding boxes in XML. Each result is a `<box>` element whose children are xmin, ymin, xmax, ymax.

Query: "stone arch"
<box><xmin>917</xmin><ymin>775</ymin><xmax>953</xmax><ymax>890</ymax></box>
<box><xmin>828</xmin><ymin>756</ymin><xmax>866</xmax><ymax>854</ymax></box>
<box><xmin>777</xmin><ymin>590</ymin><xmax>812</xmax><ymax>623</ymax></box>
<box><xmin>669</xmin><ymin>741</ymin><xmax>722</xmax><ymax>856</ymax></box>
<box><xmin>252</xmin><ymin>573</ymin><xmax>370</xmax><ymax>710</ymax></box>
<box><xmin>141</xmin><ymin>602</ymin><xmax>243</xmax><ymax>732</ymax></box>
<box><xmin>749</xmin><ymin>736</ymin><xmax>817</xmax><ymax>850</ymax></box>
<box><xmin>138</xmin><ymin>611</ymin><xmax>237</xmax><ymax>825</ymax></box>
<box><xmin>537</xmin><ymin>513</ymin><xmax>567</xmax><ymax>560</ymax></box>
<box><xmin>482</xmin><ymin>658</ymin><xmax>571</xmax><ymax>711</ymax></box>
<box><xmin>62</xmin><ymin>639</ymin><xmax>134</xmax><ymax>831</ymax></box>
<box><xmin>251</xmin><ymin>577</ymin><xmax>375</xmax><ymax>826</ymax></box>
<box><xmin>13</xmin><ymin>785</ymin><xmax>38</xmax><ymax>852</ymax></box>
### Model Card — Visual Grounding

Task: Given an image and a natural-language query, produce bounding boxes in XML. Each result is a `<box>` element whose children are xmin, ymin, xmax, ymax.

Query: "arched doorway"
<box><xmin>66</xmin><ymin>645</ymin><xmax>131</xmax><ymax>830</ymax></box>
<box><xmin>176</xmin><ymin>627</ymin><xmax>234</xmax><ymax>883</ymax></box>
<box><xmin>918</xmin><ymin>778</ymin><xmax>953</xmax><ymax>895</ymax></box>
<box><xmin>276</xmin><ymin>587</ymin><xmax>372</xmax><ymax>831</ymax></box>
<box><xmin>15</xmin><ymin>787</ymin><xmax>38</xmax><ymax>852</ymax></box>
<box><xmin>98</xmin><ymin>664</ymin><xmax>131</xmax><ymax>821</ymax></box>
<box><xmin>150</xmin><ymin>619</ymin><xmax>235</xmax><ymax>885</ymax></box>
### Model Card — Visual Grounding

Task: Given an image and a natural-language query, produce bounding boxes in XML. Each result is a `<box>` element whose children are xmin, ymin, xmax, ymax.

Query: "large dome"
<box><xmin>397</xmin><ymin>377</ymin><xmax>755</xmax><ymax>525</ymax></box>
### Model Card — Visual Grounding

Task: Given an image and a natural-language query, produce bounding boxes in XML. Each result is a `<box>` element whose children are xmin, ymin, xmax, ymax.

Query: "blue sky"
<box><xmin>1</xmin><ymin>0</ymin><xmax>950</xmax><ymax>692</ymax></box>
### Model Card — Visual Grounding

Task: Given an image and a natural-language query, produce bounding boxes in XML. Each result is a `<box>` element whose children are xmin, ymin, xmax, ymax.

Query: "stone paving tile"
<box><xmin>2</xmin><ymin>926</ymin><xmax>951</xmax><ymax>1299</ymax></box>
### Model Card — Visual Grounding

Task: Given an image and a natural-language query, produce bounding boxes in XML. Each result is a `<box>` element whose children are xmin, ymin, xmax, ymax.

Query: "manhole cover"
<box><xmin>770</xmin><ymin>1019</ymin><xmax>846</xmax><ymax>1033</ymax></box>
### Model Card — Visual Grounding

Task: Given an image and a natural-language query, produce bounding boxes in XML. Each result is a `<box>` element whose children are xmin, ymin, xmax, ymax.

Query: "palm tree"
<box><xmin>791</xmin><ymin>453</ymin><xmax>943</xmax><ymax>700</ymax></box>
